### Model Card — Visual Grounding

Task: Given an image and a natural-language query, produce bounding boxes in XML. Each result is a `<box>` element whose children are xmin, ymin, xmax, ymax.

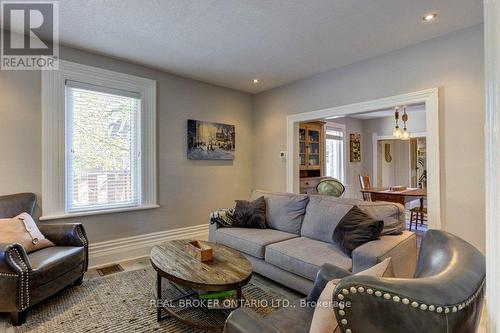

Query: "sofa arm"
<box><xmin>332</xmin><ymin>274</ymin><xmax>485</xmax><ymax>333</ymax></box>
<box><xmin>352</xmin><ymin>231</ymin><xmax>417</xmax><ymax>277</ymax></box>
<box><xmin>223</xmin><ymin>308</ymin><xmax>280</xmax><ymax>333</ymax></box>
<box><xmin>38</xmin><ymin>223</ymin><xmax>89</xmax><ymax>271</ymax></box>
<box><xmin>208</xmin><ymin>209</ymin><xmax>233</xmax><ymax>242</ymax></box>
<box><xmin>307</xmin><ymin>263</ymin><xmax>352</xmax><ymax>302</ymax></box>
<box><xmin>208</xmin><ymin>218</ymin><xmax>219</xmax><ymax>243</ymax></box>
<box><xmin>0</xmin><ymin>243</ymin><xmax>31</xmax><ymax>311</ymax></box>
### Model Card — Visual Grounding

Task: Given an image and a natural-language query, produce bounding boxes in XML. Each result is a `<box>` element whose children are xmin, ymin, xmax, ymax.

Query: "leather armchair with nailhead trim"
<box><xmin>0</xmin><ymin>193</ymin><xmax>89</xmax><ymax>326</ymax></box>
<box><xmin>223</xmin><ymin>230</ymin><xmax>485</xmax><ymax>333</ymax></box>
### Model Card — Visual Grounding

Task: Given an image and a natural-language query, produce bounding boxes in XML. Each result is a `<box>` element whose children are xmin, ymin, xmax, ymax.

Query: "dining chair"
<box><xmin>316</xmin><ymin>178</ymin><xmax>345</xmax><ymax>197</ymax></box>
<box><xmin>358</xmin><ymin>175</ymin><xmax>372</xmax><ymax>201</ymax></box>
<box><xmin>409</xmin><ymin>205</ymin><xmax>427</xmax><ymax>231</ymax></box>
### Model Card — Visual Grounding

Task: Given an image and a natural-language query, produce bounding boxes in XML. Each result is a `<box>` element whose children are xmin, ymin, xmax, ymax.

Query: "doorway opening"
<box><xmin>287</xmin><ymin>89</ymin><xmax>440</xmax><ymax>231</ymax></box>
<box><xmin>375</xmin><ymin>134</ymin><xmax>428</xmax><ymax>236</ymax></box>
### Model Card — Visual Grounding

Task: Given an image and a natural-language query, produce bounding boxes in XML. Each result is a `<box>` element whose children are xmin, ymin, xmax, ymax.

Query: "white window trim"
<box><xmin>41</xmin><ymin>60</ymin><xmax>158</xmax><ymax>220</ymax></box>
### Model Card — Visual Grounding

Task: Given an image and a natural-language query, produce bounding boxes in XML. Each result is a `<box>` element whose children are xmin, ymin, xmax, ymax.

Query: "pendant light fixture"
<box><xmin>393</xmin><ymin>107</ymin><xmax>401</xmax><ymax>138</ymax></box>
<box><xmin>401</xmin><ymin>105</ymin><xmax>410</xmax><ymax>140</ymax></box>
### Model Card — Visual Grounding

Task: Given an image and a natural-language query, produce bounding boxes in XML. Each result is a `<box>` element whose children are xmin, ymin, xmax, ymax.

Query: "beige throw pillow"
<box><xmin>0</xmin><ymin>213</ymin><xmax>54</xmax><ymax>253</ymax></box>
<box><xmin>309</xmin><ymin>258</ymin><xmax>394</xmax><ymax>333</ymax></box>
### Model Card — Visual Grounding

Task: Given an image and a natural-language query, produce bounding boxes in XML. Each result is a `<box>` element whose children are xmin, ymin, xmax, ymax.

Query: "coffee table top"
<box><xmin>150</xmin><ymin>239</ymin><xmax>253</xmax><ymax>291</ymax></box>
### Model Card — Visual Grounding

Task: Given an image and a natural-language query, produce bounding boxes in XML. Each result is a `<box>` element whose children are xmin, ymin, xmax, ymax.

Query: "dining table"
<box><xmin>360</xmin><ymin>187</ymin><xmax>427</xmax><ymax>208</ymax></box>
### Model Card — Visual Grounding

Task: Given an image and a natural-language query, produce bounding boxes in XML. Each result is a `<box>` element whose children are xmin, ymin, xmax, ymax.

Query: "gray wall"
<box><xmin>252</xmin><ymin>25</ymin><xmax>485</xmax><ymax>252</ymax></box>
<box><xmin>0</xmin><ymin>46</ymin><xmax>253</xmax><ymax>243</ymax></box>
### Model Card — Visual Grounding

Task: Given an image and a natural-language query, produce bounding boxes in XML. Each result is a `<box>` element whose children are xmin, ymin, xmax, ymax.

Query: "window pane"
<box><xmin>325</xmin><ymin>126</ymin><xmax>345</xmax><ymax>182</ymax></box>
<box><xmin>66</xmin><ymin>86</ymin><xmax>140</xmax><ymax>212</ymax></box>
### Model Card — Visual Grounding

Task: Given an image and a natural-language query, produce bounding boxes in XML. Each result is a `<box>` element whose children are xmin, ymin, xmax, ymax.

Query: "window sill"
<box><xmin>39</xmin><ymin>204</ymin><xmax>160</xmax><ymax>221</ymax></box>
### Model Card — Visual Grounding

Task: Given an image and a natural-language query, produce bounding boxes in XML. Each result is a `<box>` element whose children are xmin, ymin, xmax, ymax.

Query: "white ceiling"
<box><xmin>57</xmin><ymin>0</ymin><xmax>483</xmax><ymax>93</ymax></box>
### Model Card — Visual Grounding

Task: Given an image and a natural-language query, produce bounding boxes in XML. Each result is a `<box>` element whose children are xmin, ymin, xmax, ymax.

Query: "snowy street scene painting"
<box><xmin>187</xmin><ymin>119</ymin><xmax>235</xmax><ymax>160</ymax></box>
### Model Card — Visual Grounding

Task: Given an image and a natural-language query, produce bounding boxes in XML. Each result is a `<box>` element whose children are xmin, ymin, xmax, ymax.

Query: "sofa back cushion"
<box><xmin>251</xmin><ymin>190</ymin><xmax>309</xmax><ymax>234</ymax></box>
<box><xmin>301</xmin><ymin>196</ymin><xmax>405</xmax><ymax>242</ymax></box>
<box><xmin>300</xmin><ymin>195</ymin><xmax>354</xmax><ymax>243</ymax></box>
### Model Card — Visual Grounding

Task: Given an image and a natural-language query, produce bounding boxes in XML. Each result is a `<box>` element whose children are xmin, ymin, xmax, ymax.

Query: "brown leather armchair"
<box><xmin>0</xmin><ymin>193</ymin><xmax>88</xmax><ymax>326</ymax></box>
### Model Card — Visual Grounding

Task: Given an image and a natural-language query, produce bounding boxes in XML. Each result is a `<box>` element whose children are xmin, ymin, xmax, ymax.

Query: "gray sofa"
<box><xmin>209</xmin><ymin>190</ymin><xmax>417</xmax><ymax>295</ymax></box>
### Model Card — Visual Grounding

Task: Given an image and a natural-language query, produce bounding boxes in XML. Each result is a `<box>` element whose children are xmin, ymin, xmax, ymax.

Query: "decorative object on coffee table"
<box><xmin>150</xmin><ymin>240</ymin><xmax>252</xmax><ymax>331</ymax></box>
<box><xmin>186</xmin><ymin>240</ymin><xmax>213</xmax><ymax>262</ymax></box>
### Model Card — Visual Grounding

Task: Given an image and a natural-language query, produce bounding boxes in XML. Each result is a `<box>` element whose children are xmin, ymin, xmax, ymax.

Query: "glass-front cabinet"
<box><xmin>299</xmin><ymin>128</ymin><xmax>306</xmax><ymax>167</ymax></box>
<box><xmin>299</xmin><ymin>122</ymin><xmax>324</xmax><ymax>177</ymax></box>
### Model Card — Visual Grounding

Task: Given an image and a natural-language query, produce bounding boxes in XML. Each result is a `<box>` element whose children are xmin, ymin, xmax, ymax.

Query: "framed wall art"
<box><xmin>350</xmin><ymin>133</ymin><xmax>361</xmax><ymax>162</ymax></box>
<box><xmin>187</xmin><ymin>119</ymin><xmax>235</xmax><ymax>160</ymax></box>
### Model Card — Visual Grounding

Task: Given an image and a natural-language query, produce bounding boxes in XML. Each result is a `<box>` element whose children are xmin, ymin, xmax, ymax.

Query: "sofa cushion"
<box><xmin>265</xmin><ymin>237</ymin><xmax>352</xmax><ymax>281</ymax></box>
<box><xmin>301</xmin><ymin>195</ymin><xmax>405</xmax><ymax>238</ymax></box>
<box><xmin>300</xmin><ymin>195</ymin><xmax>354</xmax><ymax>243</ymax></box>
<box><xmin>215</xmin><ymin>227</ymin><xmax>298</xmax><ymax>259</ymax></box>
<box><xmin>29</xmin><ymin>246</ymin><xmax>85</xmax><ymax>288</ymax></box>
<box><xmin>251</xmin><ymin>190</ymin><xmax>309</xmax><ymax>235</ymax></box>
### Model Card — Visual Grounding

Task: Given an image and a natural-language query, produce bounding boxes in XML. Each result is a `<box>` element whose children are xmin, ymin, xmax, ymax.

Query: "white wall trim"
<box><xmin>286</xmin><ymin>88</ymin><xmax>441</xmax><ymax>230</ymax></box>
<box><xmin>41</xmin><ymin>60</ymin><xmax>157</xmax><ymax>219</ymax></box>
<box><xmin>372</xmin><ymin>132</ymin><xmax>427</xmax><ymax>186</ymax></box>
<box><xmin>88</xmin><ymin>224</ymin><xmax>209</xmax><ymax>269</ymax></box>
<box><xmin>484</xmin><ymin>1</ymin><xmax>499</xmax><ymax>332</ymax></box>
<box><xmin>39</xmin><ymin>204</ymin><xmax>160</xmax><ymax>221</ymax></box>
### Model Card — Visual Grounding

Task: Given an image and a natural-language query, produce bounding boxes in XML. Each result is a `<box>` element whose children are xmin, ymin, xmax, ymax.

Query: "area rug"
<box><xmin>13</xmin><ymin>267</ymin><xmax>286</xmax><ymax>333</ymax></box>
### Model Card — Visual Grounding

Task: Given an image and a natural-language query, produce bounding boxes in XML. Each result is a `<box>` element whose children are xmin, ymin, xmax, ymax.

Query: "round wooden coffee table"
<box><xmin>150</xmin><ymin>239</ymin><xmax>253</xmax><ymax>331</ymax></box>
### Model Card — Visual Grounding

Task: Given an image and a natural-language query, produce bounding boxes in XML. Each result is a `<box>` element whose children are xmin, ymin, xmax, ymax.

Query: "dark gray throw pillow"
<box><xmin>232</xmin><ymin>196</ymin><xmax>267</xmax><ymax>229</ymax></box>
<box><xmin>333</xmin><ymin>205</ymin><xmax>384</xmax><ymax>256</ymax></box>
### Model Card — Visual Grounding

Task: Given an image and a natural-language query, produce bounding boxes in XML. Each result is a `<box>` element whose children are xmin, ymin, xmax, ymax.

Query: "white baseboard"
<box><xmin>88</xmin><ymin>224</ymin><xmax>209</xmax><ymax>269</ymax></box>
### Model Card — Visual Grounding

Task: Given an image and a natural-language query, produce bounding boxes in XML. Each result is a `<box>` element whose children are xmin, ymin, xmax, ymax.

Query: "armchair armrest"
<box><xmin>332</xmin><ymin>274</ymin><xmax>485</xmax><ymax>333</ymax></box>
<box><xmin>38</xmin><ymin>223</ymin><xmax>88</xmax><ymax>247</ymax></box>
<box><xmin>0</xmin><ymin>243</ymin><xmax>31</xmax><ymax>311</ymax></box>
<box><xmin>38</xmin><ymin>223</ymin><xmax>88</xmax><ymax>271</ymax></box>
<box><xmin>0</xmin><ymin>242</ymin><xmax>31</xmax><ymax>273</ymax></box>
<box><xmin>307</xmin><ymin>263</ymin><xmax>352</xmax><ymax>302</ymax></box>
<box><xmin>208</xmin><ymin>216</ymin><xmax>219</xmax><ymax>243</ymax></box>
<box><xmin>352</xmin><ymin>231</ymin><xmax>417</xmax><ymax>277</ymax></box>
<box><xmin>223</xmin><ymin>308</ymin><xmax>280</xmax><ymax>333</ymax></box>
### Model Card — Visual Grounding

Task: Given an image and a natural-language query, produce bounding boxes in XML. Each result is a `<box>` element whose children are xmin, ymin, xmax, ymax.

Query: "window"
<box><xmin>325</xmin><ymin>124</ymin><xmax>345</xmax><ymax>182</ymax></box>
<box><xmin>65</xmin><ymin>82</ymin><xmax>141</xmax><ymax>213</ymax></box>
<box><xmin>42</xmin><ymin>61</ymin><xmax>157</xmax><ymax>219</ymax></box>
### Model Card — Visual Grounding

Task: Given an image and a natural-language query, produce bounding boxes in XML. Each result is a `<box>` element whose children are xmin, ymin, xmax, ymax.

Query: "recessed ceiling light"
<box><xmin>422</xmin><ymin>13</ymin><xmax>437</xmax><ymax>22</ymax></box>
<box><xmin>252</xmin><ymin>79</ymin><xmax>259</xmax><ymax>84</ymax></box>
